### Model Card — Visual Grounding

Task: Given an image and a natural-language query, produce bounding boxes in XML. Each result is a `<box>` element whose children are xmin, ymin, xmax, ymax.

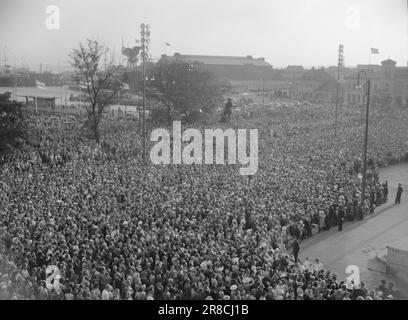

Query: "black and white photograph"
<box><xmin>1</xmin><ymin>0</ymin><xmax>408</xmax><ymax>308</ymax></box>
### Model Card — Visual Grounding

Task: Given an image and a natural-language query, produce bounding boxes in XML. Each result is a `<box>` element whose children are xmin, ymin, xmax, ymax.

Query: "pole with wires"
<box><xmin>335</xmin><ymin>44</ymin><xmax>344</xmax><ymax>137</ymax></box>
<box><xmin>357</xmin><ymin>70</ymin><xmax>371</xmax><ymax>217</ymax></box>
<box><xmin>140</xmin><ymin>23</ymin><xmax>151</xmax><ymax>164</ymax></box>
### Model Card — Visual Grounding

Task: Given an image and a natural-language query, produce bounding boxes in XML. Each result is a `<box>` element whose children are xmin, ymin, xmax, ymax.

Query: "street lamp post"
<box><xmin>357</xmin><ymin>70</ymin><xmax>371</xmax><ymax>214</ymax></box>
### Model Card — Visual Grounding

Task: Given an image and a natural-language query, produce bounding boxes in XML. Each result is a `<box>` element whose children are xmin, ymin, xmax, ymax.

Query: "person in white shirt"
<box><xmin>313</xmin><ymin>258</ymin><xmax>323</xmax><ymax>272</ymax></box>
<box><xmin>303</xmin><ymin>257</ymin><xmax>312</xmax><ymax>271</ymax></box>
<box><xmin>101</xmin><ymin>284</ymin><xmax>110</xmax><ymax>300</ymax></box>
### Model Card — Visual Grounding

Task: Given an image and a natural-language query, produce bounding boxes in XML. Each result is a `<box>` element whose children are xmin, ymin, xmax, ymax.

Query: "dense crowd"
<box><xmin>1</xmin><ymin>103</ymin><xmax>407</xmax><ymax>300</ymax></box>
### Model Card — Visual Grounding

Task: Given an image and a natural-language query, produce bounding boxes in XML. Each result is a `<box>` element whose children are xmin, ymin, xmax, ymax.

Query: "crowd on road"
<box><xmin>1</xmin><ymin>103</ymin><xmax>407</xmax><ymax>300</ymax></box>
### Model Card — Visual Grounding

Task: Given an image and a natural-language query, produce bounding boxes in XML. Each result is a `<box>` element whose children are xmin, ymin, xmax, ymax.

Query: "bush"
<box><xmin>150</xmin><ymin>109</ymin><xmax>169</xmax><ymax>125</ymax></box>
<box><xmin>185</xmin><ymin>110</ymin><xmax>214</xmax><ymax>125</ymax></box>
<box><xmin>0</xmin><ymin>92</ymin><xmax>26</xmax><ymax>154</ymax></box>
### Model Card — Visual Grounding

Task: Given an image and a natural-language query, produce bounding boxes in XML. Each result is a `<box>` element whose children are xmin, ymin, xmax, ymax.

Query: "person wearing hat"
<box><xmin>375</xmin><ymin>291</ymin><xmax>384</xmax><ymax>300</ymax></box>
<box><xmin>337</xmin><ymin>206</ymin><xmax>345</xmax><ymax>232</ymax></box>
<box><xmin>302</xmin><ymin>257</ymin><xmax>312</xmax><ymax>271</ymax></box>
<box><xmin>395</xmin><ymin>183</ymin><xmax>403</xmax><ymax>205</ymax></box>
<box><xmin>101</xmin><ymin>284</ymin><xmax>110</xmax><ymax>300</ymax></box>
<box><xmin>313</xmin><ymin>259</ymin><xmax>323</xmax><ymax>273</ymax></box>
<box><xmin>387</xmin><ymin>282</ymin><xmax>400</xmax><ymax>299</ymax></box>
<box><xmin>222</xmin><ymin>99</ymin><xmax>234</xmax><ymax>123</ymax></box>
<box><xmin>292</xmin><ymin>238</ymin><xmax>300</xmax><ymax>263</ymax></box>
<box><xmin>351</xmin><ymin>281</ymin><xmax>366</xmax><ymax>299</ymax></box>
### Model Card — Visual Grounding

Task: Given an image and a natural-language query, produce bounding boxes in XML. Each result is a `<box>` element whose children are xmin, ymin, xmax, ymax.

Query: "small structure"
<box><xmin>20</xmin><ymin>95</ymin><xmax>57</xmax><ymax>110</ymax></box>
<box><xmin>376</xmin><ymin>240</ymin><xmax>408</xmax><ymax>291</ymax></box>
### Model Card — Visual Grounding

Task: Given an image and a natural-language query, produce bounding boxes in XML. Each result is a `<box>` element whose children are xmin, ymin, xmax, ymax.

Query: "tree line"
<box><xmin>69</xmin><ymin>39</ymin><xmax>227</xmax><ymax>142</ymax></box>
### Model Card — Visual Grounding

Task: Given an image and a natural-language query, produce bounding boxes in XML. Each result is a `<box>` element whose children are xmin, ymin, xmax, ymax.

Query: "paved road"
<box><xmin>301</xmin><ymin>162</ymin><xmax>408</xmax><ymax>298</ymax></box>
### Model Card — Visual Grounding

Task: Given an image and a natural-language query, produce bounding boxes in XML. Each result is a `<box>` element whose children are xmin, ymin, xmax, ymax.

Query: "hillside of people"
<box><xmin>1</xmin><ymin>102</ymin><xmax>408</xmax><ymax>300</ymax></box>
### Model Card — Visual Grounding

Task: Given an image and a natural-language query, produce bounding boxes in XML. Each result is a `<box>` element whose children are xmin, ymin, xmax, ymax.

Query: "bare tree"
<box><xmin>70</xmin><ymin>39</ymin><xmax>121</xmax><ymax>142</ymax></box>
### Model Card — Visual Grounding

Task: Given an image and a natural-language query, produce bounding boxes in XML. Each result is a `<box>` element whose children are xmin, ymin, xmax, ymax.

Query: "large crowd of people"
<box><xmin>1</xmin><ymin>102</ymin><xmax>407</xmax><ymax>300</ymax></box>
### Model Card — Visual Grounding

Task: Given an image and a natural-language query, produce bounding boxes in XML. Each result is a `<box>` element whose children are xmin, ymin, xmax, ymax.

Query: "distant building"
<box><xmin>160</xmin><ymin>53</ymin><xmax>290</xmax><ymax>93</ymax></box>
<box><xmin>314</xmin><ymin>80</ymin><xmax>343</xmax><ymax>104</ymax></box>
<box><xmin>343</xmin><ymin>59</ymin><xmax>408</xmax><ymax>106</ymax></box>
<box><xmin>292</xmin><ymin>68</ymin><xmax>337</xmax><ymax>102</ymax></box>
<box><xmin>280</xmin><ymin>65</ymin><xmax>305</xmax><ymax>81</ymax></box>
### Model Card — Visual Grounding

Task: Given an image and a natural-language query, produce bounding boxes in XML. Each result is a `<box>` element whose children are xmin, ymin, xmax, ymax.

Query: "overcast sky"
<box><xmin>1</xmin><ymin>0</ymin><xmax>407</xmax><ymax>71</ymax></box>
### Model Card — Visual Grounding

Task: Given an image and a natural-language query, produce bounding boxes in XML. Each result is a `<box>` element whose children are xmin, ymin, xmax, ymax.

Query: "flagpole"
<box><xmin>15</xmin><ymin>76</ymin><xmax>18</xmax><ymax>102</ymax></box>
<box><xmin>58</xmin><ymin>63</ymin><xmax>62</xmax><ymax>109</ymax></box>
<box><xmin>369</xmin><ymin>50</ymin><xmax>371</xmax><ymax>68</ymax></box>
<box><xmin>13</xmin><ymin>75</ymin><xmax>16</xmax><ymax>101</ymax></box>
<box><xmin>164</xmin><ymin>43</ymin><xmax>170</xmax><ymax>55</ymax></box>
<box><xmin>35</xmin><ymin>96</ymin><xmax>38</xmax><ymax>113</ymax></box>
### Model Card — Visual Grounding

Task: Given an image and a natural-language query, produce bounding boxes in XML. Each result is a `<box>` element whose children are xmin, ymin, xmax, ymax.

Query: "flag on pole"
<box><xmin>36</xmin><ymin>80</ymin><xmax>46</xmax><ymax>89</ymax></box>
<box><xmin>371</xmin><ymin>48</ymin><xmax>379</xmax><ymax>54</ymax></box>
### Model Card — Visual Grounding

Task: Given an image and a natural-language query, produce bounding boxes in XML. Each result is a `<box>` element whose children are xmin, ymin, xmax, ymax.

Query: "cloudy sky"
<box><xmin>0</xmin><ymin>0</ymin><xmax>407</xmax><ymax>71</ymax></box>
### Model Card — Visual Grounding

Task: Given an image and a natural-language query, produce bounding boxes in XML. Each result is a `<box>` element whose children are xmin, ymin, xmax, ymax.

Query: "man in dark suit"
<box><xmin>292</xmin><ymin>238</ymin><xmax>300</xmax><ymax>264</ymax></box>
<box><xmin>395</xmin><ymin>183</ymin><xmax>403</xmax><ymax>205</ymax></box>
<box><xmin>355</xmin><ymin>203</ymin><xmax>363</xmax><ymax>221</ymax></box>
<box><xmin>223</xmin><ymin>98</ymin><xmax>234</xmax><ymax>123</ymax></box>
<box><xmin>383</xmin><ymin>181</ymin><xmax>389</xmax><ymax>202</ymax></box>
<box><xmin>337</xmin><ymin>207</ymin><xmax>345</xmax><ymax>232</ymax></box>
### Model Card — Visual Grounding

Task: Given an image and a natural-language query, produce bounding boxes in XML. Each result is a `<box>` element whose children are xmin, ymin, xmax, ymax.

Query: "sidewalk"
<box><xmin>300</xmin><ymin>163</ymin><xmax>408</xmax><ymax>298</ymax></box>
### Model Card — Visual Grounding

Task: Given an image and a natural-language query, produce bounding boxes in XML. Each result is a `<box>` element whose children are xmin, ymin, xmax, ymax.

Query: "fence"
<box><xmin>387</xmin><ymin>246</ymin><xmax>408</xmax><ymax>267</ymax></box>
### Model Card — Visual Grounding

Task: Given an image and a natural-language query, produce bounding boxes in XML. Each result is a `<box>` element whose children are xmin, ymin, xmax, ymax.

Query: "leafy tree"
<box><xmin>0</xmin><ymin>92</ymin><xmax>25</xmax><ymax>154</ymax></box>
<box><xmin>394</xmin><ymin>96</ymin><xmax>403</xmax><ymax>108</ymax></box>
<box><xmin>146</xmin><ymin>58</ymin><xmax>223</xmax><ymax>125</ymax></box>
<box><xmin>70</xmin><ymin>39</ymin><xmax>122</xmax><ymax>142</ymax></box>
<box><xmin>372</xmin><ymin>92</ymin><xmax>392</xmax><ymax>109</ymax></box>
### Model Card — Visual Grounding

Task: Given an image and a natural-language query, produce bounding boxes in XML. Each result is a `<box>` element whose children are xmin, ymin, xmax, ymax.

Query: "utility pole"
<box><xmin>58</xmin><ymin>63</ymin><xmax>62</xmax><ymax>108</ymax></box>
<box><xmin>262</xmin><ymin>78</ymin><xmax>265</xmax><ymax>108</ymax></box>
<box><xmin>3</xmin><ymin>45</ymin><xmax>7</xmax><ymax>68</ymax></box>
<box><xmin>357</xmin><ymin>70</ymin><xmax>371</xmax><ymax>216</ymax></box>
<box><xmin>335</xmin><ymin>44</ymin><xmax>344</xmax><ymax>137</ymax></box>
<box><xmin>140</xmin><ymin>23</ymin><xmax>151</xmax><ymax>164</ymax></box>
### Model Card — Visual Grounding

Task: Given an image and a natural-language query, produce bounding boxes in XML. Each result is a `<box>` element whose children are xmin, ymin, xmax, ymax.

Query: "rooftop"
<box><xmin>162</xmin><ymin>53</ymin><xmax>272</xmax><ymax>67</ymax></box>
<box><xmin>286</xmin><ymin>65</ymin><xmax>304</xmax><ymax>71</ymax></box>
<box><xmin>300</xmin><ymin>69</ymin><xmax>335</xmax><ymax>82</ymax></box>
